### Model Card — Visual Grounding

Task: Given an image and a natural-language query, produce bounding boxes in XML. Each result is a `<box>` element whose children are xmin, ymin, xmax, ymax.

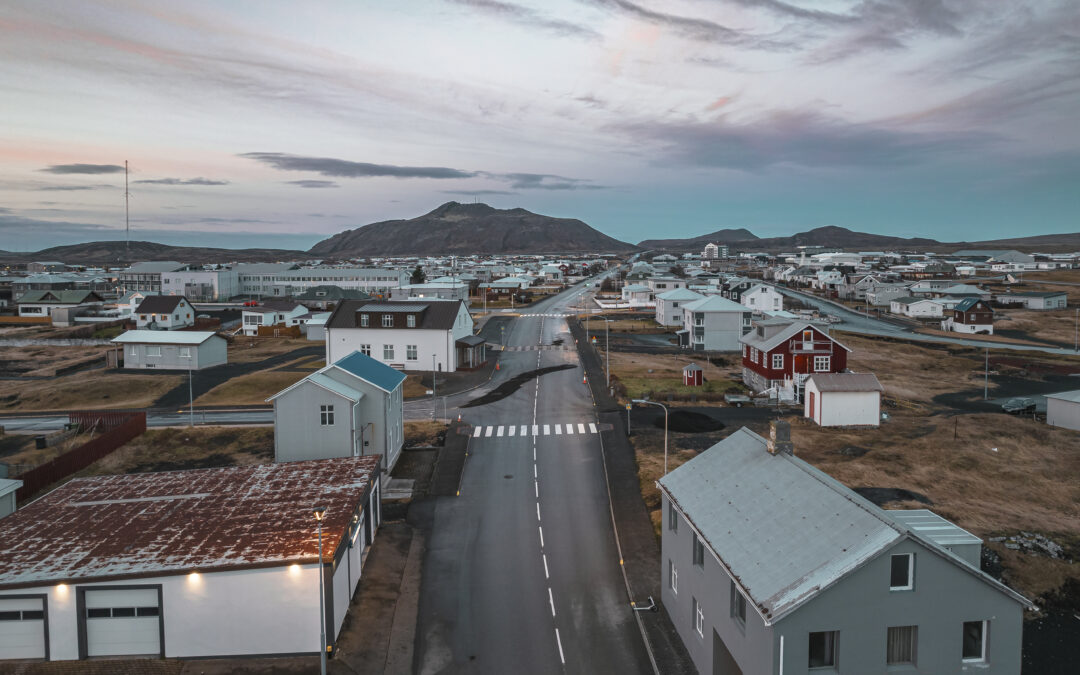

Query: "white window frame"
<box><xmin>146</xmin><ymin>346</ymin><xmax>162</xmax><ymax>357</ymax></box>
<box><xmin>360</xmin><ymin>313</ymin><xmax>369</xmax><ymax>327</ymax></box>
<box><xmin>320</xmin><ymin>404</ymin><xmax>335</xmax><ymax>426</ymax></box>
<box><xmin>694</xmin><ymin>597</ymin><xmax>704</xmax><ymax>638</ymax></box>
<box><xmin>808</xmin><ymin>630</ymin><xmax>838</xmax><ymax>670</ymax></box>
<box><xmin>814</xmin><ymin>355</ymin><xmax>831</xmax><ymax>372</ymax></box>
<box><xmin>382</xmin><ymin>314</ymin><xmax>393</xmax><ymax>328</ymax></box>
<box><xmin>772</xmin><ymin>353</ymin><xmax>783</xmax><ymax>369</ymax></box>
<box><xmin>407</xmin><ymin>314</ymin><xmax>416</xmax><ymax>327</ymax></box>
<box><xmin>383</xmin><ymin>344</ymin><xmax>394</xmax><ymax>360</ymax></box>
<box><xmin>669</xmin><ymin>560</ymin><xmax>678</xmax><ymax>594</ymax></box>
<box><xmin>407</xmin><ymin>345</ymin><xmax>418</xmax><ymax>361</ymax></box>
<box><xmin>890</xmin><ymin>553</ymin><xmax>914</xmax><ymax>591</ymax></box>
<box><xmin>129</xmin><ymin>345</ymin><xmax>137</xmax><ymax>357</ymax></box>
<box><xmin>962</xmin><ymin>620</ymin><xmax>987</xmax><ymax>663</ymax></box>
<box><xmin>179</xmin><ymin>347</ymin><xmax>191</xmax><ymax>358</ymax></box>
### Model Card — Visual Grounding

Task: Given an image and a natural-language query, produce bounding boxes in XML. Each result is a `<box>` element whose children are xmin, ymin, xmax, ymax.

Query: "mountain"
<box><xmin>639</xmin><ymin>226</ymin><xmax>1080</xmax><ymax>253</ymax></box>
<box><xmin>0</xmin><ymin>240</ymin><xmax>306</xmax><ymax>265</ymax></box>
<box><xmin>308</xmin><ymin>202</ymin><xmax>637</xmax><ymax>257</ymax></box>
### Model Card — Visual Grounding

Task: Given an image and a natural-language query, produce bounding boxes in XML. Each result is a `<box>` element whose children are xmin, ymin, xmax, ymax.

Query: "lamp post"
<box><xmin>313</xmin><ymin>506</ymin><xmax>328</xmax><ymax>675</ymax></box>
<box><xmin>431</xmin><ymin>354</ymin><xmax>437</xmax><ymax>421</ymax></box>
<box><xmin>605</xmin><ymin>318</ymin><xmax>611</xmax><ymax>387</ymax></box>
<box><xmin>633</xmin><ymin>399</ymin><xmax>669</xmax><ymax>475</ymax></box>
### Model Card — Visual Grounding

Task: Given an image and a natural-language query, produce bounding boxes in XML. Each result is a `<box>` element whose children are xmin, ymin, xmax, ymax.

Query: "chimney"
<box><xmin>767</xmin><ymin>419</ymin><xmax>793</xmax><ymax>455</ymax></box>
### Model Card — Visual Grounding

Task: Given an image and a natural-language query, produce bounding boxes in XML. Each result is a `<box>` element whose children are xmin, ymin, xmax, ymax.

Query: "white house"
<box><xmin>889</xmin><ymin>297</ymin><xmax>944</xmax><ymax>318</ymax></box>
<box><xmin>678</xmin><ymin>295</ymin><xmax>752</xmax><ymax>351</ymax></box>
<box><xmin>16</xmin><ymin>291</ymin><xmax>104</xmax><ymax>318</ymax></box>
<box><xmin>739</xmin><ymin>284</ymin><xmax>783</xmax><ymax>313</ymax></box>
<box><xmin>111</xmin><ymin>330</ymin><xmax>227</xmax><ymax>370</ymax></box>
<box><xmin>1045</xmin><ymin>390</ymin><xmax>1080</xmax><ymax>431</ymax></box>
<box><xmin>655</xmin><ymin>288</ymin><xmax>704</xmax><ymax>326</ymax></box>
<box><xmin>324</xmin><ymin>299</ymin><xmax>477</xmax><ymax>372</ymax></box>
<box><xmin>241</xmin><ymin>301</ymin><xmax>308</xmax><ymax>336</ymax></box>
<box><xmin>268</xmin><ymin>351</ymin><xmax>406</xmax><ymax>472</ymax></box>
<box><xmin>0</xmin><ymin>457</ymin><xmax>382</xmax><ymax>662</ymax></box>
<box><xmin>389</xmin><ymin>280</ymin><xmax>469</xmax><ymax>302</ymax></box>
<box><xmin>133</xmin><ymin>295</ymin><xmax>195</xmax><ymax>331</ymax></box>
<box><xmin>804</xmin><ymin>373</ymin><xmax>884</xmax><ymax>427</ymax></box>
<box><xmin>621</xmin><ymin>284</ymin><xmax>654</xmax><ymax>308</ymax></box>
<box><xmin>646</xmin><ymin>277</ymin><xmax>688</xmax><ymax>294</ymax></box>
<box><xmin>994</xmin><ymin>291</ymin><xmax>1068</xmax><ymax>310</ymax></box>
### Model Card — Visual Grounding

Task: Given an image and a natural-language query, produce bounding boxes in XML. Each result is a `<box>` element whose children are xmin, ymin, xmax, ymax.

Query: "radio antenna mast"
<box><xmin>124</xmin><ymin>160</ymin><xmax>131</xmax><ymax>261</ymax></box>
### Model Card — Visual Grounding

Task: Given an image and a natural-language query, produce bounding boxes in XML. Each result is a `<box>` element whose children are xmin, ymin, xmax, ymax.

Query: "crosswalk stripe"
<box><xmin>589</xmin><ymin>423</ymin><xmax>597</xmax><ymax>434</ymax></box>
<box><xmin>521</xmin><ymin>425</ymin><xmax>528</xmax><ymax>436</ymax></box>
<box><xmin>508</xmin><ymin>425</ymin><xmax>516</xmax><ymax>437</ymax></box>
<box><xmin>485</xmin><ymin>426</ymin><xmax>494</xmax><ymax>437</ymax></box>
<box><xmin>566</xmin><ymin>424</ymin><xmax>575</xmax><ymax>435</ymax></box>
<box><xmin>497</xmin><ymin>426</ymin><xmax>504</xmax><ymax>437</ymax></box>
<box><xmin>473</xmin><ymin>426</ymin><xmax>482</xmax><ymax>438</ymax></box>
<box><xmin>543</xmin><ymin>424</ymin><xmax>550</xmax><ymax>435</ymax></box>
<box><xmin>532</xmin><ymin>424</ymin><xmax>539</xmax><ymax>436</ymax></box>
<box><xmin>578</xmin><ymin>423</ymin><xmax>586</xmax><ymax>434</ymax></box>
<box><xmin>471</xmin><ymin>422</ymin><xmax>603</xmax><ymax>439</ymax></box>
<box><xmin>554</xmin><ymin>424</ymin><xmax>562</xmax><ymax>435</ymax></box>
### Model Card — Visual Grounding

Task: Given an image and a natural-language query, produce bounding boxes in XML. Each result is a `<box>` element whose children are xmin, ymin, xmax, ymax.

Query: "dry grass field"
<box><xmin>193</xmin><ymin>356</ymin><xmax>321</xmax><ymax>406</ymax></box>
<box><xmin>3</xmin><ymin>372</ymin><xmax>183</xmax><ymax>412</ymax></box>
<box><xmin>608</xmin><ymin>351</ymin><xmax>743</xmax><ymax>400</ymax></box>
<box><xmin>81</xmin><ymin>426</ymin><xmax>273</xmax><ymax>476</ymax></box>
<box><xmin>0</xmin><ymin>344</ymin><xmax>110</xmax><ymax>378</ymax></box>
<box><xmin>404</xmin><ymin>420</ymin><xmax>448</xmax><ymax>447</ymax></box>
<box><xmin>227</xmin><ymin>337</ymin><xmax>313</xmax><ymax>363</ymax></box>
<box><xmin>997</xmin><ymin>309</ymin><xmax>1080</xmax><ymax>346</ymax></box>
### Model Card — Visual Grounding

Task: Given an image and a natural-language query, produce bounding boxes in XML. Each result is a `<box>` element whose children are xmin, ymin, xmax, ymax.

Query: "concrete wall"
<box><xmin>274</xmin><ymin>384</ymin><xmax>355</xmax><ymax>462</ymax></box>
<box><xmin>121</xmin><ymin>338</ymin><xmax>226</xmax><ymax>370</ymax></box>
<box><xmin>805</xmin><ymin>385</ymin><xmax>880</xmax><ymax>427</ymax></box>
<box><xmin>655</xmin><ymin>297</ymin><xmax>688</xmax><ymax>326</ymax></box>
<box><xmin>162</xmin><ymin>270</ymin><xmax>238</xmax><ymax>301</ymax></box>
<box><xmin>774</xmin><ymin>538</ymin><xmax>1023</xmax><ymax>675</ymax></box>
<box><xmin>1046</xmin><ymin>397</ymin><xmax>1080</xmax><ymax>431</ymax></box>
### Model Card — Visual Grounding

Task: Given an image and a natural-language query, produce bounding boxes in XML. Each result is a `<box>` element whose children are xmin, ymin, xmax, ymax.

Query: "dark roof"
<box><xmin>249</xmin><ymin>300</ymin><xmax>306</xmax><ymax>312</ymax></box>
<box><xmin>954</xmin><ymin>297</ymin><xmax>992</xmax><ymax>313</ymax></box>
<box><xmin>134</xmin><ymin>295</ymin><xmax>188</xmax><ymax>314</ymax></box>
<box><xmin>456</xmin><ymin>334</ymin><xmax>486</xmax><ymax>347</ymax></box>
<box><xmin>807</xmin><ymin>373</ymin><xmax>883</xmax><ymax>392</ymax></box>
<box><xmin>325</xmin><ymin>299</ymin><xmax>465</xmax><ymax>331</ymax></box>
<box><xmin>294</xmin><ymin>285</ymin><xmax>371</xmax><ymax>302</ymax></box>
<box><xmin>17</xmin><ymin>290</ymin><xmax>103</xmax><ymax>305</ymax></box>
<box><xmin>0</xmin><ymin>456</ymin><xmax>380</xmax><ymax>589</ymax></box>
<box><xmin>333</xmin><ymin>351</ymin><xmax>408</xmax><ymax>392</ymax></box>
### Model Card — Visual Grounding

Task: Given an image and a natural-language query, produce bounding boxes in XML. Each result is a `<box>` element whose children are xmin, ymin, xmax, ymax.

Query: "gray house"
<box><xmin>111</xmin><ymin>330</ymin><xmax>227</xmax><ymax>370</ymax></box>
<box><xmin>658</xmin><ymin>422</ymin><xmax>1030</xmax><ymax>675</ymax></box>
<box><xmin>0</xmin><ymin>479</ymin><xmax>20</xmax><ymax>519</ymax></box>
<box><xmin>268</xmin><ymin>350</ymin><xmax>405</xmax><ymax>472</ymax></box>
<box><xmin>679</xmin><ymin>295</ymin><xmax>752</xmax><ymax>351</ymax></box>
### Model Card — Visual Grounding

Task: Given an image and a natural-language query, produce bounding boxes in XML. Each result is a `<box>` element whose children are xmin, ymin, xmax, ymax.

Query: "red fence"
<box><xmin>15</xmin><ymin>412</ymin><xmax>147</xmax><ymax>503</ymax></box>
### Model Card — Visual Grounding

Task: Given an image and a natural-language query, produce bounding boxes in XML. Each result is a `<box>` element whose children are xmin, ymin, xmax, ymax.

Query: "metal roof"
<box><xmin>325</xmin><ymin>299</ymin><xmax>464</xmax><ymax>331</ymax></box>
<box><xmin>656</xmin><ymin>288</ymin><xmax>704</xmax><ymax>301</ymax></box>
<box><xmin>305</xmin><ymin>372</ymin><xmax>364</xmax><ymax>402</ymax></box>
<box><xmin>887</xmin><ymin>510</ymin><xmax>981</xmax><ymax>548</ymax></box>
<box><xmin>0</xmin><ymin>479</ymin><xmax>21</xmax><ymax>498</ymax></box>
<box><xmin>1044</xmin><ymin>389</ymin><xmax>1080</xmax><ymax>403</ymax></box>
<box><xmin>740</xmin><ymin>321</ymin><xmax>851</xmax><ymax>353</ymax></box>
<box><xmin>806</xmin><ymin>373</ymin><xmax>883</xmax><ymax>393</ymax></box>
<box><xmin>111</xmin><ymin>330</ymin><xmax>220</xmax><ymax>345</ymax></box>
<box><xmin>0</xmin><ymin>456</ymin><xmax>380</xmax><ymax>589</ymax></box>
<box><xmin>17</xmin><ymin>290</ymin><xmax>103</xmax><ymax>304</ymax></box>
<box><xmin>355</xmin><ymin>302</ymin><xmax>428</xmax><ymax>313</ymax></box>
<box><xmin>332</xmin><ymin>350</ymin><xmax>408</xmax><ymax>393</ymax></box>
<box><xmin>682</xmin><ymin>295</ymin><xmax>747</xmax><ymax>313</ymax></box>
<box><xmin>134</xmin><ymin>295</ymin><xmax>187</xmax><ymax>314</ymax></box>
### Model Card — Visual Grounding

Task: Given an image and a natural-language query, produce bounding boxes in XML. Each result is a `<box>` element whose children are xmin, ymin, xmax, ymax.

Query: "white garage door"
<box><xmin>85</xmin><ymin>588</ymin><xmax>161</xmax><ymax>657</ymax></box>
<box><xmin>0</xmin><ymin>596</ymin><xmax>46</xmax><ymax>661</ymax></box>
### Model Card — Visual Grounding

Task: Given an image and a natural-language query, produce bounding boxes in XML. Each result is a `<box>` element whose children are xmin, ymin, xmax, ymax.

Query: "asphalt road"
<box><xmin>415</xmin><ymin>273</ymin><xmax>652</xmax><ymax>675</ymax></box>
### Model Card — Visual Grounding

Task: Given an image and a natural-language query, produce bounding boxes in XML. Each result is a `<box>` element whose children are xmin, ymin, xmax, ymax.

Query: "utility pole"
<box><xmin>1074</xmin><ymin>307</ymin><xmax>1078</xmax><ymax>352</ymax></box>
<box><xmin>188</xmin><ymin>364</ymin><xmax>194</xmax><ymax>427</ymax></box>
<box><xmin>432</xmin><ymin>354</ymin><xmax>437</xmax><ymax>421</ymax></box>
<box><xmin>984</xmin><ymin>348</ymin><xmax>989</xmax><ymax>401</ymax></box>
<box><xmin>605</xmin><ymin>318</ymin><xmax>610</xmax><ymax>387</ymax></box>
<box><xmin>123</xmin><ymin>160</ymin><xmax>131</xmax><ymax>262</ymax></box>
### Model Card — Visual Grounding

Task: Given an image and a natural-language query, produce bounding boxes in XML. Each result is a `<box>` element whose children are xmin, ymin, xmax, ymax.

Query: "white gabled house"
<box><xmin>241</xmin><ymin>300</ymin><xmax>308</xmax><ymax>336</ymax></box>
<box><xmin>655</xmin><ymin>288</ymin><xmax>704</xmax><ymax>326</ymax></box>
<box><xmin>739</xmin><ymin>284</ymin><xmax>783</xmax><ymax>313</ymax></box>
<box><xmin>324</xmin><ymin>299</ymin><xmax>478</xmax><ymax>372</ymax></box>
<box><xmin>133</xmin><ymin>295</ymin><xmax>195</xmax><ymax>330</ymax></box>
<box><xmin>889</xmin><ymin>296</ymin><xmax>944</xmax><ymax>318</ymax></box>
<box><xmin>268</xmin><ymin>350</ymin><xmax>406</xmax><ymax>472</ymax></box>
<box><xmin>621</xmin><ymin>284</ymin><xmax>655</xmax><ymax>308</ymax></box>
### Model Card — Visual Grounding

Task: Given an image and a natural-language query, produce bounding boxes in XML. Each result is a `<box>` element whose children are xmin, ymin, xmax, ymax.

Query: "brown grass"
<box><xmin>608</xmin><ymin>351</ymin><xmax>743</xmax><ymax>401</ymax></box>
<box><xmin>3</xmin><ymin>373</ymin><xmax>184</xmax><ymax>412</ymax></box>
<box><xmin>404</xmin><ymin>420</ymin><xmax>447</xmax><ymax>447</ymax></box>
<box><xmin>195</xmin><ymin>366</ymin><xmax>309</xmax><ymax>406</ymax></box>
<box><xmin>402</xmin><ymin>374</ymin><xmax>429</xmax><ymax>399</ymax></box>
<box><xmin>81</xmin><ymin>426</ymin><xmax>273</xmax><ymax>476</ymax></box>
<box><xmin>0</xmin><ymin>345</ymin><xmax>110</xmax><ymax>377</ymax></box>
<box><xmin>227</xmin><ymin>337</ymin><xmax>312</xmax><ymax>363</ymax></box>
<box><xmin>997</xmin><ymin>308</ymin><xmax>1079</xmax><ymax>345</ymax></box>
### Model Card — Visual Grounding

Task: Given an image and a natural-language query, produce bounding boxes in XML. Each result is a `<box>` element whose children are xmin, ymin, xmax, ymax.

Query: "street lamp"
<box><xmin>313</xmin><ymin>506</ymin><xmax>328</xmax><ymax>675</ymax></box>
<box><xmin>633</xmin><ymin>399</ymin><xmax>669</xmax><ymax>475</ymax></box>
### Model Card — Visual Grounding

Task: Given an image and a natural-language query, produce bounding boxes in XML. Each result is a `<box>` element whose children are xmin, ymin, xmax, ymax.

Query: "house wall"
<box><xmin>661</xmin><ymin>495</ymin><xmax>775</xmax><ymax>675</ymax></box>
<box><xmin>0</xmin><ymin>565</ymin><xmax>325</xmax><ymax>661</ymax></box>
<box><xmin>684</xmin><ymin>309</ymin><xmax>748</xmax><ymax>351</ymax></box>
<box><xmin>326</xmin><ymin>304</ymin><xmax>473</xmax><ymax>372</ymax></box>
<box><xmin>162</xmin><ymin>270</ymin><xmax>238</xmax><ymax>301</ymax></box>
<box><xmin>0</xmin><ymin>490</ymin><xmax>15</xmax><ymax>519</ymax></box>
<box><xmin>136</xmin><ymin>300</ymin><xmax>195</xmax><ymax>331</ymax></box>
<box><xmin>805</xmin><ymin>386</ymin><xmax>879</xmax><ymax>427</ymax></box>
<box><xmin>773</xmin><ymin>538</ymin><xmax>1023</xmax><ymax>675</ymax></box>
<box><xmin>1046</xmin><ymin>398</ymin><xmax>1080</xmax><ymax>431</ymax></box>
<box><xmin>121</xmin><ymin>338</ymin><xmax>226</xmax><ymax>370</ymax></box>
<box><xmin>741</xmin><ymin>287</ymin><xmax>783</xmax><ymax>312</ymax></box>
<box><xmin>273</xmin><ymin>384</ymin><xmax>355</xmax><ymax>462</ymax></box>
<box><xmin>655</xmin><ymin>297</ymin><xmax>689</xmax><ymax>326</ymax></box>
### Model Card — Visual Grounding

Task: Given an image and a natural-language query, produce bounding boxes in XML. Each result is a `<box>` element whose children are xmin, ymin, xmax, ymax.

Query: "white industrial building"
<box><xmin>804</xmin><ymin>373</ymin><xmax>884</xmax><ymax>427</ymax></box>
<box><xmin>0</xmin><ymin>457</ymin><xmax>382</xmax><ymax>662</ymax></box>
<box><xmin>161</xmin><ymin>267</ymin><xmax>239</xmax><ymax>302</ymax></box>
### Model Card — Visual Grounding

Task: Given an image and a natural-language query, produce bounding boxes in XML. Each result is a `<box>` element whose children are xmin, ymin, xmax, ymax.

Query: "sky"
<box><xmin>1</xmin><ymin>0</ymin><xmax>1077</xmax><ymax>252</ymax></box>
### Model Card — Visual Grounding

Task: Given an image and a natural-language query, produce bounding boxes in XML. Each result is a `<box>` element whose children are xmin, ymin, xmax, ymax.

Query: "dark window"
<box><xmin>111</xmin><ymin>607</ymin><xmax>136</xmax><ymax>617</ymax></box>
<box><xmin>890</xmin><ymin>553</ymin><xmax>913</xmax><ymax>589</ymax></box>
<box><xmin>692</xmin><ymin>536</ymin><xmax>705</xmax><ymax>567</ymax></box>
<box><xmin>668</xmin><ymin>502</ymin><xmax>678</xmax><ymax>532</ymax></box>
<box><xmin>87</xmin><ymin>608</ymin><xmax>111</xmax><ymax>619</ymax></box>
<box><xmin>808</xmin><ymin>630</ymin><xmax>838</xmax><ymax>668</ymax></box>
<box><xmin>962</xmin><ymin>621</ymin><xmax>986</xmax><ymax>661</ymax></box>
<box><xmin>0</xmin><ymin>611</ymin><xmax>21</xmax><ymax>621</ymax></box>
<box><xmin>887</xmin><ymin>625</ymin><xmax>917</xmax><ymax>665</ymax></box>
<box><xmin>137</xmin><ymin>606</ymin><xmax>160</xmax><ymax>617</ymax></box>
<box><xmin>730</xmin><ymin>581</ymin><xmax>746</xmax><ymax>625</ymax></box>
<box><xmin>21</xmin><ymin>610</ymin><xmax>44</xmax><ymax>620</ymax></box>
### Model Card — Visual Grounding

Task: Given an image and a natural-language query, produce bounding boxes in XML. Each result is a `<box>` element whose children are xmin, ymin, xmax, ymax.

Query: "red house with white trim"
<box><xmin>738</xmin><ymin>320</ymin><xmax>850</xmax><ymax>401</ymax></box>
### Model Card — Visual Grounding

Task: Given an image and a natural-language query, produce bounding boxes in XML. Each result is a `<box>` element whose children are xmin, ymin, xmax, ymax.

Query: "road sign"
<box><xmin>625</xmin><ymin>403</ymin><xmax>631</xmax><ymax>410</ymax></box>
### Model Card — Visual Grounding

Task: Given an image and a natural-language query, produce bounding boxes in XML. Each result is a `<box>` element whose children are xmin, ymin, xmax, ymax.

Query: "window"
<box><xmin>808</xmin><ymin>631</ymin><xmax>838</xmax><ymax>669</ymax></box>
<box><xmin>772</xmin><ymin>354</ymin><xmax>784</xmax><ymax>369</ymax></box>
<box><xmin>179</xmin><ymin>347</ymin><xmax>191</xmax><ymax>358</ymax></box>
<box><xmin>320</xmin><ymin>405</ymin><xmax>335</xmax><ymax>426</ymax></box>
<box><xmin>382</xmin><ymin>314</ymin><xmax>393</xmax><ymax>327</ymax></box>
<box><xmin>669</xmin><ymin>560</ymin><xmax>678</xmax><ymax>594</ymax></box>
<box><xmin>887</xmin><ymin>626</ymin><xmax>917</xmax><ymax>665</ymax></box>
<box><xmin>814</xmin><ymin>356</ymin><xmax>831</xmax><ymax>372</ymax></box>
<box><xmin>803</xmin><ymin>329</ymin><xmax>813</xmax><ymax>341</ymax></box>
<box><xmin>407</xmin><ymin>345</ymin><xmax>418</xmax><ymax>360</ymax></box>
<box><xmin>730</xmin><ymin>581</ymin><xmax>746</xmax><ymax>625</ymax></box>
<box><xmin>407</xmin><ymin>314</ymin><xmax>416</xmax><ymax>327</ymax></box>
<box><xmin>890</xmin><ymin>553</ymin><xmax>914</xmax><ymax>590</ymax></box>
<box><xmin>693</xmin><ymin>597</ymin><xmax>704</xmax><ymax>637</ymax></box>
<box><xmin>129</xmin><ymin>346</ymin><xmax>137</xmax><ymax>356</ymax></box>
<box><xmin>668</xmin><ymin>502</ymin><xmax>678</xmax><ymax>532</ymax></box>
<box><xmin>962</xmin><ymin>621</ymin><xmax>986</xmax><ymax>662</ymax></box>
<box><xmin>383</xmin><ymin>344</ymin><xmax>395</xmax><ymax>360</ymax></box>
<box><xmin>360</xmin><ymin>313</ymin><xmax>369</xmax><ymax>327</ymax></box>
<box><xmin>359</xmin><ymin>344</ymin><xmax>371</xmax><ymax>356</ymax></box>
<box><xmin>692</xmin><ymin>536</ymin><xmax>705</xmax><ymax>567</ymax></box>
<box><xmin>146</xmin><ymin>346</ymin><xmax>161</xmax><ymax>357</ymax></box>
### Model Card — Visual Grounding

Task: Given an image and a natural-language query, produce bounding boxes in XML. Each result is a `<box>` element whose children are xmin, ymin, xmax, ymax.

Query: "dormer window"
<box><xmin>382</xmin><ymin>314</ymin><xmax>393</xmax><ymax>327</ymax></box>
<box><xmin>407</xmin><ymin>314</ymin><xmax>416</xmax><ymax>328</ymax></box>
<box><xmin>360</xmin><ymin>313</ymin><xmax>369</xmax><ymax>327</ymax></box>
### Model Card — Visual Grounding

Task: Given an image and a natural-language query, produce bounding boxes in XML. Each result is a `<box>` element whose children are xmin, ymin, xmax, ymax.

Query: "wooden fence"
<box><xmin>15</xmin><ymin>411</ymin><xmax>147</xmax><ymax>503</ymax></box>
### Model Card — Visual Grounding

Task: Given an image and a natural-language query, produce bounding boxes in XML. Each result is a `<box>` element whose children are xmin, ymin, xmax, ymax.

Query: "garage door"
<box><xmin>84</xmin><ymin>588</ymin><xmax>161</xmax><ymax>657</ymax></box>
<box><xmin>0</xmin><ymin>596</ymin><xmax>46</xmax><ymax>661</ymax></box>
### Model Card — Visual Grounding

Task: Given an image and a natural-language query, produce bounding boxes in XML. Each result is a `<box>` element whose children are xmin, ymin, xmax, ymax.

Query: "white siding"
<box><xmin>1047</xmin><ymin>398</ymin><xmax>1080</xmax><ymax>431</ymax></box>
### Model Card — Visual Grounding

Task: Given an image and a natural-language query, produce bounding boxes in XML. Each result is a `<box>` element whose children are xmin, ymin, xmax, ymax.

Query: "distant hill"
<box><xmin>0</xmin><ymin>240</ymin><xmax>306</xmax><ymax>265</ymax></box>
<box><xmin>640</xmin><ymin>225</ymin><xmax>1080</xmax><ymax>253</ymax></box>
<box><xmin>308</xmin><ymin>202</ymin><xmax>637</xmax><ymax>257</ymax></box>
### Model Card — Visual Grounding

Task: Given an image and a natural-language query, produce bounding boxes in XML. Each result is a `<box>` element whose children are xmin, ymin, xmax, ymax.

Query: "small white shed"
<box><xmin>804</xmin><ymin>373</ymin><xmax>883</xmax><ymax>427</ymax></box>
<box><xmin>1045</xmin><ymin>390</ymin><xmax>1080</xmax><ymax>431</ymax></box>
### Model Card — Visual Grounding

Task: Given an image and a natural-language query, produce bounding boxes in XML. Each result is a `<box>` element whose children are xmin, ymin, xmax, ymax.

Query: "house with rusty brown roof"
<box><xmin>0</xmin><ymin>456</ymin><xmax>381</xmax><ymax>662</ymax></box>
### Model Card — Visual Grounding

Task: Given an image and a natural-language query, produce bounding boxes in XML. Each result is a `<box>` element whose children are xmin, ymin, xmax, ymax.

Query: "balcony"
<box><xmin>787</xmin><ymin>339</ymin><xmax>834</xmax><ymax>355</ymax></box>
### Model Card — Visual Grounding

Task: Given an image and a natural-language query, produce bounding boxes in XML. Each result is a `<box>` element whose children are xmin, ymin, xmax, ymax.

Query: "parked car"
<box><xmin>1001</xmin><ymin>397</ymin><xmax>1036</xmax><ymax>414</ymax></box>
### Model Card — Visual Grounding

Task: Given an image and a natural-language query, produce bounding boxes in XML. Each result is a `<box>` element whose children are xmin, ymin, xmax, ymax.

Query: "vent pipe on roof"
<box><xmin>767</xmin><ymin>420</ymin><xmax>793</xmax><ymax>455</ymax></box>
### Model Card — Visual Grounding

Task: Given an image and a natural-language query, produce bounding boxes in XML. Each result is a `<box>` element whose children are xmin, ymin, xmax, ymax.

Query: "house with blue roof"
<box><xmin>267</xmin><ymin>350</ymin><xmax>406</xmax><ymax>471</ymax></box>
